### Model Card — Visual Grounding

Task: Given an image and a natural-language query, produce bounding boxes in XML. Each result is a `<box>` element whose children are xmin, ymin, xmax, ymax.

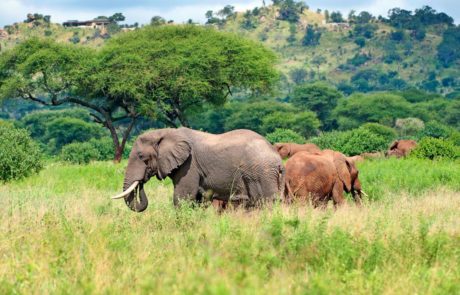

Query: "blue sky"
<box><xmin>0</xmin><ymin>0</ymin><xmax>458</xmax><ymax>27</ymax></box>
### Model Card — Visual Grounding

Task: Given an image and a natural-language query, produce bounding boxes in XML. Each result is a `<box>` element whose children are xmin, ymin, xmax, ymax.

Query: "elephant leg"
<box><xmin>171</xmin><ymin>169</ymin><xmax>200</xmax><ymax>207</ymax></box>
<box><xmin>332</xmin><ymin>181</ymin><xmax>345</xmax><ymax>208</ymax></box>
<box><xmin>243</xmin><ymin>177</ymin><xmax>267</xmax><ymax>207</ymax></box>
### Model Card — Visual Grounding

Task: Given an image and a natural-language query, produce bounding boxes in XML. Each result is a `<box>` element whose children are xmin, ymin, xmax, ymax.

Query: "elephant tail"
<box><xmin>283</xmin><ymin>178</ymin><xmax>294</xmax><ymax>204</ymax></box>
<box><xmin>277</xmin><ymin>164</ymin><xmax>286</xmax><ymax>198</ymax></box>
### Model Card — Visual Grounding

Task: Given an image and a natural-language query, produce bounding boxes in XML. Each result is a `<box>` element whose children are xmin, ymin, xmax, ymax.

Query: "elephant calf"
<box><xmin>112</xmin><ymin>128</ymin><xmax>285</xmax><ymax>212</ymax></box>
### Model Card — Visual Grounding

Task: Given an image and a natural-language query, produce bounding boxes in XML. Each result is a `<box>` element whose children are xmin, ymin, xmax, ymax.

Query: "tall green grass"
<box><xmin>357</xmin><ymin>158</ymin><xmax>460</xmax><ymax>200</ymax></box>
<box><xmin>0</xmin><ymin>159</ymin><xmax>459</xmax><ymax>294</ymax></box>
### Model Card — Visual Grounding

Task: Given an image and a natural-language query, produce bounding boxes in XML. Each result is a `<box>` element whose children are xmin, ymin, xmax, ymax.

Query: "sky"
<box><xmin>0</xmin><ymin>0</ymin><xmax>458</xmax><ymax>27</ymax></box>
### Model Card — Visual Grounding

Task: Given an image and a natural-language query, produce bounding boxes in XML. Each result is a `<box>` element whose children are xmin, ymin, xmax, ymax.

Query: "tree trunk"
<box><xmin>114</xmin><ymin>145</ymin><xmax>123</xmax><ymax>163</ymax></box>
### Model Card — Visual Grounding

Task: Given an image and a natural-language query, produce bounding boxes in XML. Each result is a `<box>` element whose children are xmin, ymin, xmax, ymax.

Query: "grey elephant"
<box><xmin>112</xmin><ymin>128</ymin><xmax>285</xmax><ymax>212</ymax></box>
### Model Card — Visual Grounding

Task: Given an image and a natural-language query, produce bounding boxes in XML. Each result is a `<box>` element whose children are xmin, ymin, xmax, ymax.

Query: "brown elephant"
<box><xmin>284</xmin><ymin>151</ymin><xmax>345</xmax><ymax>207</ymax></box>
<box><xmin>273</xmin><ymin>142</ymin><xmax>321</xmax><ymax>159</ymax></box>
<box><xmin>346</xmin><ymin>155</ymin><xmax>364</xmax><ymax>165</ymax></box>
<box><xmin>316</xmin><ymin>150</ymin><xmax>363</xmax><ymax>205</ymax></box>
<box><xmin>387</xmin><ymin>140</ymin><xmax>417</xmax><ymax>158</ymax></box>
<box><xmin>111</xmin><ymin>128</ymin><xmax>285</xmax><ymax>212</ymax></box>
<box><xmin>285</xmin><ymin>149</ymin><xmax>363</xmax><ymax>207</ymax></box>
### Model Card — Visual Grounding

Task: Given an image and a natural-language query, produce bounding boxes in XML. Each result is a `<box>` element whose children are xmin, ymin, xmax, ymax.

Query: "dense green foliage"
<box><xmin>360</xmin><ymin>123</ymin><xmax>397</xmax><ymax>143</ymax></box>
<box><xmin>265</xmin><ymin>128</ymin><xmax>305</xmax><ymax>144</ymax></box>
<box><xmin>411</xmin><ymin>137</ymin><xmax>460</xmax><ymax>160</ymax></box>
<box><xmin>290</xmin><ymin>82</ymin><xmax>342</xmax><ymax>129</ymax></box>
<box><xmin>311</xmin><ymin>128</ymin><xmax>388</xmax><ymax>155</ymax></box>
<box><xmin>0</xmin><ymin>123</ymin><xmax>42</xmax><ymax>182</ymax></box>
<box><xmin>102</xmin><ymin>25</ymin><xmax>278</xmax><ymax>127</ymax></box>
<box><xmin>17</xmin><ymin>109</ymin><xmax>106</xmax><ymax>154</ymax></box>
<box><xmin>437</xmin><ymin>27</ymin><xmax>460</xmax><ymax>67</ymax></box>
<box><xmin>334</xmin><ymin>93</ymin><xmax>413</xmax><ymax>129</ymax></box>
<box><xmin>60</xmin><ymin>142</ymin><xmax>101</xmax><ymax>164</ymax></box>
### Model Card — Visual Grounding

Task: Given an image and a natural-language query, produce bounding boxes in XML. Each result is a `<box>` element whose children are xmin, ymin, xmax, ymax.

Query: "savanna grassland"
<box><xmin>1</xmin><ymin>158</ymin><xmax>459</xmax><ymax>294</ymax></box>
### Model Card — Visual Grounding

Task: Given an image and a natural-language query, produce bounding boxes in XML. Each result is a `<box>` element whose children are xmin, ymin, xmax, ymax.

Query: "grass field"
<box><xmin>0</xmin><ymin>158</ymin><xmax>459</xmax><ymax>294</ymax></box>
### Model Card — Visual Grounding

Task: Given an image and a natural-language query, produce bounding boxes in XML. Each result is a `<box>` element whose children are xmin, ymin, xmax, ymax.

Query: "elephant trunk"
<box><xmin>124</xmin><ymin>182</ymin><xmax>149</xmax><ymax>212</ymax></box>
<box><xmin>120</xmin><ymin>156</ymin><xmax>149</xmax><ymax>212</ymax></box>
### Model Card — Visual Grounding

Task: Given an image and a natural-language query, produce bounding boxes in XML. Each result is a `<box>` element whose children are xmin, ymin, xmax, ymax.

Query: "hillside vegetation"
<box><xmin>1</xmin><ymin>3</ymin><xmax>459</xmax><ymax>96</ymax></box>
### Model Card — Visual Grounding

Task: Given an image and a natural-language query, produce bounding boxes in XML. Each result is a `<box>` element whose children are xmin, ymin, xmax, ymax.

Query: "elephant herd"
<box><xmin>111</xmin><ymin>128</ymin><xmax>417</xmax><ymax>212</ymax></box>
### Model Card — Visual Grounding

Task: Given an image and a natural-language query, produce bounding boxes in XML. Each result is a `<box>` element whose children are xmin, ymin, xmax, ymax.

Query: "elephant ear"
<box><xmin>389</xmin><ymin>140</ymin><xmax>399</xmax><ymax>150</ymax></box>
<box><xmin>333</xmin><ymin>153</ymin><xmax>352</xmax><ymax>192</ymax></box>
<box><xmin>284</xmin><ymin>144</ymin><xmax>292</xmax><ymax>157</ymax></box>
<box><xmin>276</xmin><ymin>144</ymin><xmax>290</xmax><ymax>158</ymax></box>
<box><xmin>157</xmin><ymin>131</ymin><xmax>191</xmax><ymax>179</ymax></box>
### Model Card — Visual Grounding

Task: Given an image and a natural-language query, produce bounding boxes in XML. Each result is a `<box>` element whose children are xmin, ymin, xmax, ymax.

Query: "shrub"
<box><xmin>0</xmin><ymin>124</ymin><xmax>42</xmax><ymax>182</ymax></box>
<box><xmin>262</xmin><ymin>111</ymin><xmax>320</xmax><ymax>138</ymax></box>
<box><xmin>89</xmin><ymin>137</ymin><xmax>114</xmax><ymax>161</ymax></box>
<box><xmin>341</xmin><ymin>129</ymin><xmax>388</xmax><ymax>155</ymax></box>
<box><xmin>347</xmin><ymin>53</ymin><xmax>371</xmax><ymax>67</ymax></box>
<box><xmin>411</xmin><ymin>137</ymin><xmax>459</xmax><ymax>160</ymax></box>
<box><xmin>265</xmin><ymin>129</ymin><xmax>305</xmax><ymax>144</ymax></box>
<box><xmin>60</xmin><ymin>142</ymin><xmax>101</xmax><ymax>164</ymax></box>
<box><xmin>416</xmin><ymin>121</ymin><xmax>458</xmax><ymax>143</ymax></box>
<box><xmin>311</xmin><ymin>128</ymin><xmax>388</xmax><ymax>155</ymax></box>
<box><xmin>45</xmin><ymin>117</ymin><xmax>105</xmax><ymax>153</ymax></box>
<box><xmin>360</xmin><ymin>123</ymin><xmax>397</xmax><ymax>143</ymax></box>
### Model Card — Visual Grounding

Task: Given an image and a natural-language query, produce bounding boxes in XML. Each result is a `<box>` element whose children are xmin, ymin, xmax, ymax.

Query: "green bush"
<box><xmin>60</xmin><ymin>142</ymin><xmax>101</xmax><ymax>164</ymax></box>
<box><xmin>89</xmin><ymin>137</ymin><xmax>114</xmax><ymax>161</ymax></box>
<box><xmin>417</xmin><ymin>121</ymin><xmax>451</xmax><ymax>139</ymax></box>
<box><xmin>341</xmin><ymin>129</ymin><xmax>389</xmax><ymax>156</ymax></box>
<box><xmin>45</xmin><ymin>117</ymin><xmax>105</xmax><ymax>153</ymax></box>
<box><xmin>261</xmin><ymin>111</ymin><xmax>320</xmax><ymax>138</ymax></box>
<box><xmin>311</xmin><ymin>128</ymin><xmax>388</xmax><ymax>155</ymax></box>
<box><xmin>87</xmin><ymin>137</ymin><xmax>133</xmax><ymax>161</ymax></box>
<box><xmin>360</xmin><ymin>123</ymin><xmax>397</xmax><ymax>143</ymax></box>
<box><xmin>411</xmin><ymin>137</ymin><xmax>459</xmax><ymax>160</ymax></box>
<box><xmin>19</xmin><ymin>109</ymin><xmax>105</xmax><ymax>155</ymax></box>
<box><xmin>0</xmin><ymin>124</ymin><xmax>43</xmax><ymax>182</ymax></box>
<box><xmin>265</xmin><ymin>128</ymin><xmax>305</xmax><ymax>144</ymax></box>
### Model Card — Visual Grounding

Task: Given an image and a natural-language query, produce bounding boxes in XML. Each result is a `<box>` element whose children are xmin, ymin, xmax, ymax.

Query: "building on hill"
<box><xmin>0</xmin><ymin>29</ymin><xmax>8</xmax><ymax>39</ymax></box>
<box><xmin>63</xmin><ymin>18</ymin><xmax>111</xmax><ymax>29</ymax></box>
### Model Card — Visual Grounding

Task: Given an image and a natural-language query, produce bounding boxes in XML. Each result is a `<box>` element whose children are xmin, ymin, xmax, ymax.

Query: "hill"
<box><xmin>216</xmin><ymin>4</ymin><xmax>459</xmax><ymax>96</ymax></box>
<box><xmin>1</xmin><ymin>4</ymin><xmax>459</xmax><ymax>96</ymax></box>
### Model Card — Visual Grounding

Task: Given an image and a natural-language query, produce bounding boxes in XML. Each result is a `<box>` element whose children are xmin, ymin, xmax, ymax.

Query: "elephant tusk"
<box><xmin>111</xmin><ymin>181</ymin><xmax>139</xmax><ymax>199</ymax></box>
<box><xmin>361</xmin><ymin>190</ymin><xmax>369</xmax><ymax>197</ymax></box>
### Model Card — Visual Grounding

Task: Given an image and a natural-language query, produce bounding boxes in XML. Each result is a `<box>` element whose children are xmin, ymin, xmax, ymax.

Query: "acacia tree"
<box><xmin>0</xmin><ymin>38</ymin><xmax>139</xmax><ymax>162</ymax></box>
<box><xmin>0</xmin><ymin>25</ymin><xmax>278</xmax><ymax>161</ymax></box>
<box><xmin>100</xmin><ymin>25</ymin><xmax>278</xmax><ymax>127</ymax></box>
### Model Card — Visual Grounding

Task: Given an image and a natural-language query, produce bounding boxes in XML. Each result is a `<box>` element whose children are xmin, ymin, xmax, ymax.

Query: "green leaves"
<box><xmin>0</xmin><ymin>124</ymin><xmax>42</xmax><ymax>182</ymax></box>
<box><xmin>291</xmin><ymin>82</ymin><xmax>343</xmax><ymax>129</ymax></box>
<box><xmin>99</xmin><ymin>25</ymin><xmax>278</xmax><ymax>126</ymax></box>
<box><xmin>0</xmin><ymin>38</ymin><xmax>95</xmax><ymax>102</ymax></box>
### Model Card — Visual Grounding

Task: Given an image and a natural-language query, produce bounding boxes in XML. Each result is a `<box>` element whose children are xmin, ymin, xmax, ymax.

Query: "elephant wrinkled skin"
<box><xmin>113</xmin><ymin>128</ymin><xmax>285</xmax><ymax>212</ymax></box>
